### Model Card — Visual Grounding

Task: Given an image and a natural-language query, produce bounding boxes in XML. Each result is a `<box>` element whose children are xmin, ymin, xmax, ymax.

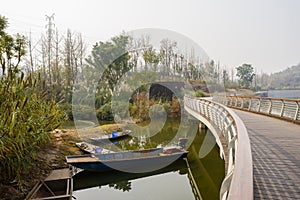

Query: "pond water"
<box><xmin>72</xmin><ymin>118</ymin><xmax>225</xmax><ymax>200</ymax></box>
<box><xmin>260</xmin><ymin>89</ymin><xmax>300</xmax><ymax>99</ymax></box>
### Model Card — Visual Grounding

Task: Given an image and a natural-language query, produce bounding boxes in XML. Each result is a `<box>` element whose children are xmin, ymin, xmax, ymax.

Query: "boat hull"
<box><xmin>67</xmin><ymin>148</ymin><xmax>188</xmax><ymax>173</ymax></box>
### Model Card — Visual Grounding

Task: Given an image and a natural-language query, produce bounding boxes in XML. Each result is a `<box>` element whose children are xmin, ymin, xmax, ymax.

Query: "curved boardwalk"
<box><xmin>233</xmin><ymin>109</ymin><xmax>300</xmax><ymax>200</ymax></box>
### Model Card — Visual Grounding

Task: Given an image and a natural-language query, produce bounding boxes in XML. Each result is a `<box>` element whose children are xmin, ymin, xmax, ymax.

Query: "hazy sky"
<box><xmin>1</xmin><ymin>0</ymin><xmax>300</xmax><ymax>74</ymax></box>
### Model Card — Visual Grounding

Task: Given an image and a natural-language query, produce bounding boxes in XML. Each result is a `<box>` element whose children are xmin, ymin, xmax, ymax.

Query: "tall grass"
<box><xmin>0</xmin><ymin>71</ymin><xmax>66</xmax><ymax>185</ymax></box>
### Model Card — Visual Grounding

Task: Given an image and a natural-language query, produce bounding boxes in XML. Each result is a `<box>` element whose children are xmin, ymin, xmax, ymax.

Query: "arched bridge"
<box><xmin>184</xmin><ymin>96</ymin><xmax>300</xmax><ymax>200</ymax></box>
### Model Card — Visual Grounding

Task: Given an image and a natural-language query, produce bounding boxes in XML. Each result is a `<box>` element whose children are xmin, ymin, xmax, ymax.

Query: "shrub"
<box><xmin>193</xmin><ymin>90</ymin><xmax>206</xmax><ymax>97</ymax></box>
<box><xmin>96</xmin><ymin>103</ymin><xmax>114</xmax><ymax>121</ymax></box>
<box><xmin>0</xmin><ymin>73</ymin><xmax>66</xmax><ymax>183</ymax></box>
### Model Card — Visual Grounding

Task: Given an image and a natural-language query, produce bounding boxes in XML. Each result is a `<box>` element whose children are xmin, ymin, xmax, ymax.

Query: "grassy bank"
<box><xmin>0</xmin><ymin>123</ymin><xmax>128</xmax><ymax>200</ymax></box>
<box><xmin>0</xmin><ymin>129</ymin><xmax>81</xmax><ymax>200</ymax></box>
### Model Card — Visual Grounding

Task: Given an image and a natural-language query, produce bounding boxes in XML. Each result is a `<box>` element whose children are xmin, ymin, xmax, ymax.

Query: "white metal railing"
<box><xmin>215</xmin><ymin>96</ymin><xmax>300</xmax><ymax>123</ymax></box>
<box><xmin>184</xmin><ymin>96</ymin><xmax>253</xmax><ymax>200</ymax></box>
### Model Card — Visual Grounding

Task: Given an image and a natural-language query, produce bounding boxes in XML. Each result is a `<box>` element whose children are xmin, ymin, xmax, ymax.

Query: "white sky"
<box><xmin>1</xmin><ymin>0</ymin><xmax>300</xmax><ymax>74</ymax></box>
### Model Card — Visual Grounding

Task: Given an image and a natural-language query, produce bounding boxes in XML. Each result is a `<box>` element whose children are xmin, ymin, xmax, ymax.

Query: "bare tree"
<box><xmin>127</xmin><ymin>34</ymin><xmax>151</xmax><ymax>72</ymax></box>
<box><xmin>63</xmin><ymin>29</ymin><xmax>86</xmax><ymax>86</ymax></box>
<box><xmin>27</xmin><ymin>31</ymin><xmax>34</xmax><ymax>73</ymax></box>
<box><xmin>76</xmin><ymin>33</ymin><xmax>86</xmax><ymax>82</ymax></box>
<box><xmin>40</xmin><ymin>35</ymin><xmax>47</xmax><ymax>81</ymax></box>
<box><xmin>160</xmin><ymin>38</ymin><xmax>177</xmax><ymax>78</ymax></box>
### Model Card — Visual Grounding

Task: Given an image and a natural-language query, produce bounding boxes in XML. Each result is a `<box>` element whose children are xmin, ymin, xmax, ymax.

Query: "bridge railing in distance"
<box><xmin>184</xmin><ymin>96</ymin><xmax>253</xmax><ymax>200</ymax></box>
<box><xmin>215</xmin><ymin>96</ymin><xmax>300</xmax><ymax>123</ymax></box>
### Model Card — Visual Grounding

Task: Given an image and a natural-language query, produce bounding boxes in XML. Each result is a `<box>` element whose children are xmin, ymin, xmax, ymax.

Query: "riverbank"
<box><xmin>0</xmin><ymin>123</ymin><xmax>127</xmax><ymax>200</ymax></box>
<box><xmin>0</xmin><ymin>129</ymin><xmax>82</xmax><ymax>200</ymax></box>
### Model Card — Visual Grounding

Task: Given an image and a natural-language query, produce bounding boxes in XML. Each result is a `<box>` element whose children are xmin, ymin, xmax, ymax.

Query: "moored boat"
<box><xmin>90</xmin><ymin>129</ymin><xmax>132</xmax><ymax>142</ymax></box>
<box><xmin>76</xmin><ymin>142</ymin><xmax>114</xmax><ymax>154</ymax></box>
<box><xmin>66</xmin><ymin>147</ymin><xmax>188</xmax><ymax>173</ymax></box>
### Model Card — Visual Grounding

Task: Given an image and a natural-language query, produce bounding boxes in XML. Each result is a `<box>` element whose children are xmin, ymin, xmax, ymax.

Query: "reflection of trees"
<box><xmin>113</xmin><ymin>118</ymin><xmax>181</xmax><ymax>151</ymax></box>
<box><xmin>186</xmin><ymin>128</ymin><xmax>225</xmax><ymax>200</ymax></box>
<box><xmin>73</xmin><ymin>158</ymin><xmax>187</xmax><ymax>192</ymax></box>
<box><xmin>109</xmin><ymin>180</ymin><xmax>132</xmax><ymax>192</ymax></box>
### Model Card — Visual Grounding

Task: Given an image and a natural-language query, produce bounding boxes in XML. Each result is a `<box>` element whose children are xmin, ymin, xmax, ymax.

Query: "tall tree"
<box><xmin>0</xmin><ymin>16</ymin><xmax>26</xmax><ymax>76</ymax></box>
<box><xmin>142</xmin><ymin>46</ymin><xmax>160</xmax><ymax>71</ymax></box>
<box><xmin>222</xmin><ymin>69</ymin><xmax>230</xmax><ymax>87</ymax></box>
<box><xmin>160</xmin><ymin>38</ymin><xmax>177</xmax><ymax>77</ymax></box>
<box><xmin>236</xmin><ymin>63</ymin><xmax>255</xmax><ymax>88</ymax></box>
<box><xmin>85</xmin><ymin>34</ymin><xmax>131</xmax><ymax>105</ymax></box>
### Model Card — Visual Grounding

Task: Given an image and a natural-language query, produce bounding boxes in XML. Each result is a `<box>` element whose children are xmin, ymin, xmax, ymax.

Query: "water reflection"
<box><xmin>73</xmin><ymin>158</ymin><xmax>187</xmax><ymax>191</ymax></box>
<box><xmin>87</xmin><ymin>117</ymin><xmax>198</xmax><ymax>152</ymax></box>
<box><xmin>73</xmin><ymin>119</ymin><xmax>224</xmax><ymax>200</ymax></box>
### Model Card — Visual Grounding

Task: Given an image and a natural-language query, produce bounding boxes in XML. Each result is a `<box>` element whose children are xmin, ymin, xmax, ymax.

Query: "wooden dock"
<box><xmin>26</xmin><ymin>168</ymin><xmax>73</xmax><ymax>200</ymax></box>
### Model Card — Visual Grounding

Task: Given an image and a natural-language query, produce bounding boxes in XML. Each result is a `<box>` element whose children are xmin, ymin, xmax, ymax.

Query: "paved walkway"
<box><xmin>233</xmin><ymin>110</ymin><xmax>300</xmax><ymax>200</ymax></box>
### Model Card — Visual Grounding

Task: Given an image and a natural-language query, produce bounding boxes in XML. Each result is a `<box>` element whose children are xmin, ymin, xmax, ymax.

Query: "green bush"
<box><xmin>193</xmin><ymin>90</ymin><xmax>205</xmax><ymax>97</ymax></box>
<box><xmin>59</xmin><ymin>102</ymin><xmax>73</xmax><ymax>120</ymax></box>
<box><xmin>96</xmin><ymin>103</ymin><xmax>114</xmax><ymax>121</ymax></box>
<box><xmin>162</xmin><ymin>102</ymin><xmax>171</xmax><ymax>114</ymax></box>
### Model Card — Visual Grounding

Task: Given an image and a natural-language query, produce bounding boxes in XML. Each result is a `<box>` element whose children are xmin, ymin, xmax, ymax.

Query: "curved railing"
<box><xmin>215</xmin><ymin>96</ymin><xmax>300</xmax><ymax>124</ymax></box>
<box><xmin>184</xmin><ymin>96</ymin><xmax>253</xmax><ymax>200</ymax></box>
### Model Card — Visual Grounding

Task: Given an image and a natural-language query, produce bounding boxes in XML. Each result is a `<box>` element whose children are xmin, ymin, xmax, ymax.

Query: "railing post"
<box><xmin>280</xmin><ymin>100</ymin><xmax>285</xmax><ymax>117</ymax></box>
<box><xmin>248</xmin><ymin>99</ymin><xmax>252</xmax><ymax>111</ymax></box>
<box><xmin>234</xmin><ymin>97</ymin><xmax>238</xmax><ymax>107</ymax></box>
<box><xmin>227</xmin><ymin>97</ymin><xmax>231</xmax><ymax>106</ymax></box>
<box><xmin>227</xmin><ymin>97</ymin><xmax>230</xmax><ymax>106</ymax></box>
<box><xmin>241</xmin><ymin>98</ymin><xmax>244</xmax><ymax>108</ymax></box>
<box><xmin>295</xmin><ymin>102</ymin><xmax>299</xmax><ymax>121</ymax></box>
<box><xmin>268</xmin><ymin>99</ymin><xmax>272</xmax><ymax>114</ymax></box>
<box><xmin>257</xmin><ymin>98</ymin><xmax>262</xmax><ymax>112</ymax></box>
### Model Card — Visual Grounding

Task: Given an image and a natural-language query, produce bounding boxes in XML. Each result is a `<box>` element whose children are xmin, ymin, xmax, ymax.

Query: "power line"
<box><xmin>2</xmin><ymin>12</ymin><xmax>98</xmax><ymax>47</ymax></box>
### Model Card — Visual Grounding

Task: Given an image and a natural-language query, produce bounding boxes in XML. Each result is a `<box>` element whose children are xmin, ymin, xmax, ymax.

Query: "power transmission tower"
<box><xmin>45</xmin><ymin>13</ymin><xmax>55</xmax><ymax>84</ymax></box>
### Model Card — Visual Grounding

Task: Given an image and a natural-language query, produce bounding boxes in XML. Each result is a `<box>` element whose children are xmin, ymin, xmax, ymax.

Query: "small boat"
<box><xmin>76</xmin><ymin>142</ymin><xmax>114</xmax><ymax>154</ymax></box>
<box><xmin>66</xmin><ymin>147</ymin><xmax>188</xmax><ymax>173</ymax></box>
<box><xmin>90</xmin><ymin>129</ymin><xmax>132</xmax><ymax>142</ymax></box>
<box><xmin>26</xmin><ymin>168</ymin><xmax>72</xmax><ymax>200</ymax></box>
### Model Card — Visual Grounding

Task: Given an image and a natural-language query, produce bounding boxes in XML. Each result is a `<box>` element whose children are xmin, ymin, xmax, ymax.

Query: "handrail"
<box><xmin>215</xmin><ymin>96</ymin><xmax>300</xmax><ymax>123</ymax></box>
<box><xmin>184</xmin><ymin>96</ymin><xmax>253</xmax><ymax>200</ymax></box>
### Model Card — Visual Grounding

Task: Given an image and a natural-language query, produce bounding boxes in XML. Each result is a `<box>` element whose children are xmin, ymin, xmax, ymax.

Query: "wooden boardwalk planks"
<box><xmin>233</xmin><ymin>109</ymin><xmax>300</xmax><ymax>200</ymax></box>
